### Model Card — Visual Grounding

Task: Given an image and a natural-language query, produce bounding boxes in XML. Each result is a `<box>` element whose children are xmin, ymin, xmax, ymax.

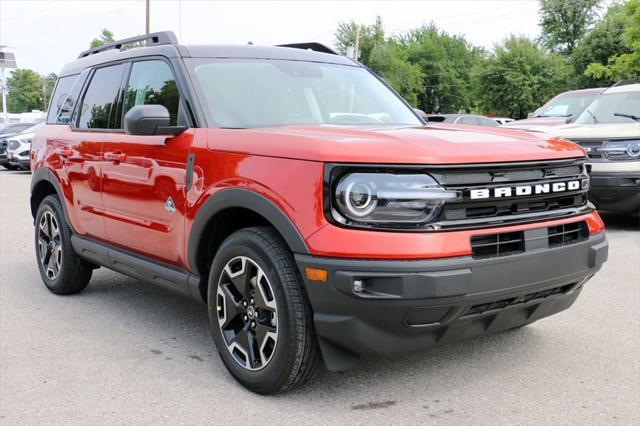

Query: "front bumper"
<box><xmin>589</xmin><ymin>172</ymin><xmax>640</xmax><ymax>214</ymax></box>
<box><xmin>296</xmin><ymin>231</ymin><xmax>607</xmax><ymax>366</ymax></box>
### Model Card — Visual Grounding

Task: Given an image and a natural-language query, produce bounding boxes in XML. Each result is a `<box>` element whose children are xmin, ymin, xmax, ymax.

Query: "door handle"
<box><xmin>57</xmin><ymin>147</ymin><xmax>73</xmax><ymax>158</ymax></box>
<box><xmin>103</xmin><ymin>151</ymin><xmax>126</xmax><ymax>162</ymax></box>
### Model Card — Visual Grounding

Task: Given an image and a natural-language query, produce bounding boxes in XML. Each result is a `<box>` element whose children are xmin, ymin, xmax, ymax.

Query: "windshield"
<box><xmin>187</xmin><ymin>59</ymin><xmax>421</xmax><ymax>128</ymax></box>
<box><xmin>575</xmin><ymin>88</ymin><xmax>640</xmax><ymax>124</ymax></box>
<box><xmin>535</xmin><ymin>91</ymin><xmax>599</xmax><ymax>117</ymax></box>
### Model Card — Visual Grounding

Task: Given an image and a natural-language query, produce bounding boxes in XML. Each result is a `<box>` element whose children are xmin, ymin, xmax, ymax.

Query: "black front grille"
<box><xmin>433</xmin><ymin>159</ymin><xmax>589</xmax><ymax>225</ymax></box>
<box><xmin>471</xmin><ymin>221</ymin><xmax>588</xmax><ymax>259</ymax></box>
<box><xmin>465</xmin><ymin>282</ymin><xmax>578</xmax><ymax>316</ymax></box>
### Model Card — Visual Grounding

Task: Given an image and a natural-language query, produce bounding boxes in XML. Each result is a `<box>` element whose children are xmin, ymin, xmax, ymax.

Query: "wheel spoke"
<box><xmin>46</xmin><ymin>249</ymin><xmax>58</xmax><ymax>278</ymax></box>
<box><xmin>50</xmin><ymin>216</ymin><xmax>60</xmax><ymax>240</ymax></box>
<box><xmin>225</xmin><ymin>258</ymin><xmax>254</xmax><ymax>298</ymax></box>
<box><xmin>218</xmin><ymin>284</ymin><xmax>242</xmax><ymax>329</ymax></box>
<box><xmin>253</xmin><ymin>269</ymin><xmax>276</xmax><ymax>310</ymax></box>
<box><xmin>231</xmin><ymin>326</ymin><xmax>259</xmax><ymax>367</ymax></box>
<box><xmin>39</xmin><ymin>214</ymin><xmax>50</xmax><ymax>239</ymax></box>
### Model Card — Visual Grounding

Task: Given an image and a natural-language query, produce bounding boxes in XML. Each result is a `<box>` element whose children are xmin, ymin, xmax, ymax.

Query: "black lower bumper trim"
<box><xmin>589</xmin><ymin>172</ymin><xmax>640</xmax><ymax>214</ymax></box>
<box><xmin>295</xmin><ymin>232</ymin><xmax>607</xmax><ymax>367</ymax></box>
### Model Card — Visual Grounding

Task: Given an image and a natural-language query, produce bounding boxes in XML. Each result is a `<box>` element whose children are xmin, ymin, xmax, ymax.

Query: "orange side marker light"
<box><xmin>305</xmin><ymin>267</ymin><xmax>328</xmax><ymax>282</ymax></box>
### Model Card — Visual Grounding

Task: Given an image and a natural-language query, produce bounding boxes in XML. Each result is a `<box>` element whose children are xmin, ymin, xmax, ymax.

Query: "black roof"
<box><xmin>60</xmin><ymin>32</ymin><xmax>357</xmax><ymax>77</ymax></box>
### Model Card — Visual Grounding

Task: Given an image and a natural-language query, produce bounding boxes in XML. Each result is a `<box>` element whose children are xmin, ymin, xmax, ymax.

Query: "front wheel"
<box><xmin>208</xmin><ymin>227</ymin><xmax>320</xmax><ymax>394</ymax></box>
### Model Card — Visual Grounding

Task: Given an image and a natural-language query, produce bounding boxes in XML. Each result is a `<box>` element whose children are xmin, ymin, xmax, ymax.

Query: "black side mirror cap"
<box><xmin>565</xmin><ymin>115</ymin><xmax>576</xmax><ymax>124</ymax></box>
<box><xmin>124</xmin><ymin>105</ymin><xmax>187</xmax><ymax>137</ymax></box>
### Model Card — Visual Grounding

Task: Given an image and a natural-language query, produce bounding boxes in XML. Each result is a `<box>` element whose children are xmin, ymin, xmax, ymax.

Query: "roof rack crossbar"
<box><xmin>277</xmin><ymin>42</ymin><xmax>338</xmax><ymax>55</ymax></box>
<box><xmin>77</xmin><ymin>31</ymin><xmax>178</xmax><ymax>59</ymax></box>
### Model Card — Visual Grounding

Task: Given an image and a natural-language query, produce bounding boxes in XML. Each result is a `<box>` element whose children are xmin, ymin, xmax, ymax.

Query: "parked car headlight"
<box><xmin>601</xmin><ymin>140</ymin><xmax>640</xmax><ymax>160</ymax></box>
<box><xmin>332</xmin><ymin>172</ymin><xmax>460</xmax><ymax>227</ymax></box>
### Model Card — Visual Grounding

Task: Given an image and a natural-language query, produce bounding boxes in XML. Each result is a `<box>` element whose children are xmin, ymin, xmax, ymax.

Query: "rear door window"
<box><xmin>78</xmin><ymin>64</ymin><xmax>125</xmax><ymax>129</ymax></box>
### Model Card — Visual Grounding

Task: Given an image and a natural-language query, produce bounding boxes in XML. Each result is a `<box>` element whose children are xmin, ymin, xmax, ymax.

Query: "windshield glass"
<box><xmin>575</xmin><ymin>88</ymin><xmax>640</xmax><ymax>124</ymax></box>
<box><xmin>187</xmin><ymin>59</ymin><xmax>421</xmax><ymax>128</ymax></box>
<box><xmin>535</xmin><ymin>92</ymin><xmax>599</xmax><ymax>117</ymax></box>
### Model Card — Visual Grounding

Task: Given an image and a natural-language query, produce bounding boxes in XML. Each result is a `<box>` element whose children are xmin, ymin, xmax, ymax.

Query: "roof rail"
<box><xmin>277</xmin><ymin>42</ymin><xmax>338</xmax><ymax>55</ymax></box>
<box><xmin>77</xmin><ymin>31</ymin><xmax>178</xmax><ymax>59</ymax></box>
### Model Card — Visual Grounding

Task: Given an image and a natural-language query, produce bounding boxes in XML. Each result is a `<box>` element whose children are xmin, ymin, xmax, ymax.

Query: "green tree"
<box><xmin>368</xmin><ymin>41</ymin><xmax>424</xmax><ymax>106</ymax></box>
<box><xmin>335</xmin><ymin>16</ymin><xmax>385</xmax><ymax>64</ymax></box>
<box><xmin>539</xmin><ymin>0</ymin><xmax>602</xmax><ymax>55</ymax></box>
<box><xmin>399</xmin><ymin>25</ymin><xmax>481</xmax><ymax>113</ymax></box>
<box><xmin>472</xmin><ymin>36</ymin><xmax>570</xmax><ymax>119</ymax></box>
<box><xmin>585</xmin><ymin>0</ymin><xmax>640</xmax><ymax>81</ymax></box>
<box><xmin>42</xmin><ymin>72</ymin><xmax>58</xmax><ymax>111</ymax></box>
<box><xmin>571</xmin><ymin>2</ymin><xmax>630</xmax><ymax>87</ymax></box>
<box><xmin>90</xmin><ymin>28</ymin><xmax>115</xmax><ymax>48</ymax></box>
<box><xmin>6</xmin><ymin>69</ymin><xmax>44</xmax><ymax>113</ymax></box>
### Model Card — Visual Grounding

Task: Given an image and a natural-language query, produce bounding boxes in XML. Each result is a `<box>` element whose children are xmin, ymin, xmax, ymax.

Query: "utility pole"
<box><xmin>145</xmin><ymin>0</ymin><xmax>150</xmax><ymax>34</ymax></box>
<box><xmin>354</xmin><ymin>25</ymin><xmax>360</xmax><ymax>61</ymax></box>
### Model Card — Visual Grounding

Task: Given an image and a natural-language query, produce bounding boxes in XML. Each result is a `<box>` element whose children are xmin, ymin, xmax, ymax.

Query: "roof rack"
<box><xmin>77</xmin><ymin>31</ymin><xmax>178</xmax><ymax>59</ymax></box>
<box><xmin>612</xmin><ymin>79</ymin><xmax>640</xmax><ymax>87</ymax></box>
<box><xmin>277</xmin><ymin>42</ymin><xmax>338</xmax><ymax>55</ymax></box>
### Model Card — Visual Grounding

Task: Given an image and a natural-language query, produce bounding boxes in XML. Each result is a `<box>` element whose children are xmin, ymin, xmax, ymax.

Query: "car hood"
<box><xmin>206</xmin><ymin>124</ymin><xmax>585</xmax><ymax>164</ymax></box>
<box><xmin>503</xmin><ymin>117</ymin><xmax>569</xmax><ymax>129</ymax></box>
<box><xmin>532</xmin><ymin>123</ymin><xmax>640</xmax><ymax>140</ymax></box>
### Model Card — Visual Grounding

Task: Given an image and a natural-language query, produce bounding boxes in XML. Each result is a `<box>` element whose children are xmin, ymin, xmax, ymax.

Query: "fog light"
<box><xmin>353</xmin><ymin>279</ymin><xmax>365</xmax><ymax>293</ymax></box>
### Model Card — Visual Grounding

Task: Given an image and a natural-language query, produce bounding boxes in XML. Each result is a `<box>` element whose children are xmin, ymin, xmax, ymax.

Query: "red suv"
<box><xmin>31</xmin><ymin>32</ymin><xmax>608</xmax><ymax>394</ymax></box>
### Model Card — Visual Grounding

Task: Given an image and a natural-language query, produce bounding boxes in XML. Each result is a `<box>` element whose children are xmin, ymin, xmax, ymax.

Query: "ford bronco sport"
<box><xmin>31</xmin><ymin>32</ymin><xmax>608</xmax><ymax>394</ymax></box>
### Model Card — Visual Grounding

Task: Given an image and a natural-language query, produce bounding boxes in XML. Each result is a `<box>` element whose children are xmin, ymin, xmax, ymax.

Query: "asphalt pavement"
<box><xmin>1</xmin><ymin>169</ymin><xmax>638</xmax><ymax>425</ymax></box>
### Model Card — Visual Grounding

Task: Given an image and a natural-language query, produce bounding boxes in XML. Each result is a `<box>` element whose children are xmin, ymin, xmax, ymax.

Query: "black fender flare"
<box><xmin>187</xmin><ymin>188</ymin><xmax>310</xmax><ymax>276</ymax></box>
<box><xmin>30</xmin><ymin>167</ymin><xmax>76</xmax><ymax>232</ymax></box>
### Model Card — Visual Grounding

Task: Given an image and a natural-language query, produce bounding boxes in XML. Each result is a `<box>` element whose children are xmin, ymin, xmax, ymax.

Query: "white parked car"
<box><xmin>535</xmin><ymin>83</ymin><xmax>640</xmax><ymax>215</ymax></box>
<box><xmin>6</xmin><ymin>122</ymin><xmax>44</xmax><ymax>171</ymax></box>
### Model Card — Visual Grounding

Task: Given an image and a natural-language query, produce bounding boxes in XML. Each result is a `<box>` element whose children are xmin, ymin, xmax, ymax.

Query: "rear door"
<box><xmin>45</xmin><ymin>66</ymin><xmax>124</xmax><ymax>239</ymax></box>
<box><xmin>100</xmin><ymin>59</ymin><xmax>193</xmax><ymax>266</ymax></box>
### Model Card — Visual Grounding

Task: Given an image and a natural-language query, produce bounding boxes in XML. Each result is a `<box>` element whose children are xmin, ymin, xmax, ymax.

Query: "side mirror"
<box><xmin>413</xmin><ymin>108</ymin><xmax>428</xmax><ymax>123</ymax></box>
<box><xmin>565</xmin><ymin>115</ymin><xmax>575</xmax><ymax>124</ymax></box>
<box><xmin>124</xmin><ymin>105</ymin><xmax>186</xmax><ymax>137</ymax></box>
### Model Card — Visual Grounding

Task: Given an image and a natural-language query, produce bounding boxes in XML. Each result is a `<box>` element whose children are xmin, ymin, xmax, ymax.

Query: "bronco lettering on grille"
<box><xmin>469</xmin><ymin>180</ymin><xmax>581</xmax><ymax>200</ymax></box>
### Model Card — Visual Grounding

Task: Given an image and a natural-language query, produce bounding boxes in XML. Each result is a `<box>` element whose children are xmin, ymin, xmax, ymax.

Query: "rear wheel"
<box><xmin>2</xmin><ymin>164</ymin><xmax>19</xmax><ymax>171</ymax></box>
<box><xmin>208</xmin><ymin>227</ymin><xmax>320</xmax><ymax>394</ymax></box>
<box><xmin>35</xmin><ymin>195</ymin><xmax>93</xmax><ymax>294</ymax></box>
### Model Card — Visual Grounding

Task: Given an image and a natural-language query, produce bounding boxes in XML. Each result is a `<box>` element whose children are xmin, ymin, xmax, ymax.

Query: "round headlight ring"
<box><xmin>343</xmin><ymin>180</ymin><xmax>377</xmax><ymax>217</ymax></box>
<box><xmin>627</xmin><ymin>142</ymin><xmax>640</xmax><ymax>158</ymax></box>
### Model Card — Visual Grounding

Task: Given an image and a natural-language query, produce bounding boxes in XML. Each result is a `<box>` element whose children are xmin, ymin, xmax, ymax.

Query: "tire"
<box><xmin>34</xmin><ymin>195</ymin><xmax>93</xmax><ymax>295</ymax></box>
<box><xmin>208</xmin><ymin>226</ymin><xmax>320</xmax><ymax>394</ymax></box>
<box><xmin>2</xmin><ymin>164</ymin><xmax>19</xmax><ymax>171</ymax></box>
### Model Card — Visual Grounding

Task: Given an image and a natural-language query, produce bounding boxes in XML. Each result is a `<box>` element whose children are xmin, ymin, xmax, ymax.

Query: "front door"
<box><xmin>100</xmin><ymin>59</ymin><xmax>193</xmax><ymax>266</ymax></box>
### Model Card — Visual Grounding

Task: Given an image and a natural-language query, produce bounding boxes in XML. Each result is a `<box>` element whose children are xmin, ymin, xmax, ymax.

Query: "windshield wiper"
<box><xmin>614</xmin><ymin>112</ymin><xmax>640</xmax><ymax>122</ymax></box>
<box><xmin>585</xmin><ymin>109</ymin><xmax>599</xmax><ymax>124</ymax></box>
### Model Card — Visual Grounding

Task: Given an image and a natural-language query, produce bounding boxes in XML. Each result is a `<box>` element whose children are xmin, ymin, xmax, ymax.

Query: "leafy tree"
<box><xmin>368</xmin><ymin>41</ymin><xmax>424</xmax><ymax>106</ymax></box>
<box><xmin>6</xmin><ymin>69</ymin><xmax>44</xmax><ymax>113</ymax></box>
<box><xmin>585</xmin><ymin>0</ymin><xmax>640</xmax><ymax>81</ymax></box>
<box><xmin>90</xmin><ymin>28</ymin><xmax>115</xmax><ymax>48</ymax></box>
<box><xmin>472</xmin><ymin>36</ymin><xmax>570</xmax><ymax>118</ymax></box>
<box><xmin>42</xmin><ymin>72</ymin><xmax>58</xmax><ymax>111</ymax></box>
<box><xmin>399</xmin><ymin>25</ymin><xmax>481</xmax><ymax>113</ymax></box>
<box><xmin>539</xmin><ymin>0</ymin><xmax>602</xmax><ymax>55</ymax></box>
<box><xmin>571</xmin><ymin>2</ymin><xmax>630</xmax><ymax>87</ymax></box>
<box><xmin>335</xmin><ymin>16</ymin><xmax>385</xmax><ymax>64</ymax></box>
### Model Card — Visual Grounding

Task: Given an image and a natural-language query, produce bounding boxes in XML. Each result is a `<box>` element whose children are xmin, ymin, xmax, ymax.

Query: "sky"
<box><xmin>0</xmin><ymin>0</ymin><xmax>601</xmax><ymax>75</ymax></box>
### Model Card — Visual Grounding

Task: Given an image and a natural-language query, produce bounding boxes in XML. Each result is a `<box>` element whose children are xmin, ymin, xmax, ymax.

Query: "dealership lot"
<box><xmin>0</xmin><ymin>170</ymin><xmax>638</xmax><ymax>425</ymax></box>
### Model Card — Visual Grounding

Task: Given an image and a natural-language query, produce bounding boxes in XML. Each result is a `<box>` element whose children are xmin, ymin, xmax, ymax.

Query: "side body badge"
<box><xmin>165</xmin><ymin>197</ymin><xmax>176</xmax><ymax>215</ymax></box>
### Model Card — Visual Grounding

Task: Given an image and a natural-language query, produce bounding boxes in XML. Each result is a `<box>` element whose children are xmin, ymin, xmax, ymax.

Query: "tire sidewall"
<box><xmin>208</xmin><ymin>232</ymin><xmax>299</xmax><ymax>392</ymax></box>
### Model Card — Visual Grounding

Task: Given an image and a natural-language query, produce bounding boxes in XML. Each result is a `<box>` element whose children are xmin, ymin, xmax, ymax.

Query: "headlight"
<box><xmin>601</xmin><ymin>140</ymin><xmax>640</xmax><ymax>160</ymax></box>
<box><xmin>332</xmin><ymin>172</ymin><xmax>460</xmax><ymax>228</ymax></box>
